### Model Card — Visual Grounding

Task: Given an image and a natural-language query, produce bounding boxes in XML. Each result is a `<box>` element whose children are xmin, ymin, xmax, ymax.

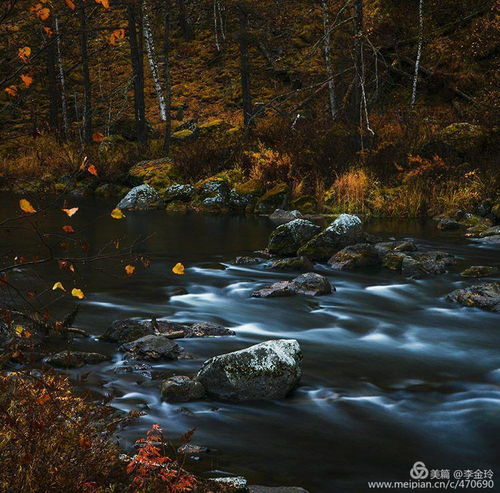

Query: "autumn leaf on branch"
<box><xmin>95</xmin><ymin>0</ymin><xmax>110</xmax><ymax>9</ymax></box>
<box><xmin>36</xmin><ymin>7</ymin><xmax>50</xmax><ymax>21</ymax></box>
<box><xmin>92</xmin><ymin>132</ymin><xmax>104</xmax><ymax>143</ymax></box>
<box><xmin>108</xmin><ymin>29</ymin><xmax>125</xmax><ymax>46</ymax></box>
<box><xmin>43</xmin><ymin>26</ymin><xmax>53</xmax><ymax>36</ymax></box>
<box><xmin>4</xmin><ymin>85</ymin><xmax>18</xmax><ymax>97</ymax></box>
<box><xmin>19</xmin><ymin>198</ymin><xmax>36</xmax><ymax>213</ymax></box>
<box><xmin>20</xmin><ymin>74</ymin><xmax>33</xmax><ymax>88</ymax></box>
<box><xmin>87</xmin><ymin>164</ymin><xmax>98</xmax><ymax>176</ymax></box>
<box><xmin>18</xmin><ymin>46</ymin><xmax>31</xmax><ymax>63</ymax></box>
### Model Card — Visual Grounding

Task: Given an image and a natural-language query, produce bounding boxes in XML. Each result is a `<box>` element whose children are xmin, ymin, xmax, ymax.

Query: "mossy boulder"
<box><xmin>234</xmin><ymin>178</ymin><xmax>265</xmax><ymax>197</ymax></box>
<box><xmin>328</xmin><ymin>243</ymin><xmax>381</xmax><ymax>271</ymax></box>
<box><xmin>164</xmin><ymin>184</ymin><xmax>195</xmax><ymax>203</ymax></box>
<box><xmin>116</xmin><ymin>184</ymin><xmax>164</xmax><ymax>210</ymax></box>
<box><xmin>128</xmin><ymin>158</ymin><xmax>182</xmax><ymax>189</ymax></box>
<box><xmin>267</xmin><ymin>219</ymin><xmax>321</xmax><ymax>256</ymax></box>
<box><xmin>461</xmin><ymin>266</ymin><xmax>498</xmax><ymax>278</ymax></box>
<box><xmin>255</xmin><ymin>183</ymin><xmax>289</xmax><ymax>213</ymax></box>
<box><xmin>446</xmin><ymin>282</ymin><xmax>500</xmax><ymax>312</ymax></box>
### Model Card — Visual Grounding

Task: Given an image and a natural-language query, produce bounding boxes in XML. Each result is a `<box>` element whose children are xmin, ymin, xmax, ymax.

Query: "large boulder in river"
<box><xmin>267</xmin><ymin>219</ymin><xmax>321</xmax><ymax>256</ymax></box>
<box><xmin>119</xmin><ymin>335</ymin><xmax>182</xmax><ymax>361</ymax></box>
<box><xmin>196</xmin><ymin>339</ymin><xmax>302</xmax><ymax>401</ymax></box>
<box><xmin>116</xmin><ymin>184</ymin><xmax>164</xmax><ymax>210</ymax></box>
<box><xmin>161</xmin><ymin>375</ymin><xmax>206</xmax><ymax>402</ymax></box>
<box><xmin>328</xmin><ymin>243</ymin><xmax>381</xmax><ymax>271</ymax></box>
<box><xmin>446</xmin><ymin>282</ymin><xmax>500</xmax><ymax>312</ymax></box>
<box><xmin>43</xmin><ymin>351</ymin><xmax>110</xmax><ymax>368</ymax></box>
<box><xmin>297</xmin><ymin>214</ymin><xmax>363</xmax><ymax>260</ymax></box>
<box><xmin>252</xmin><ymin>272</ymin><xmax>333</xmax><ymax>298</ymax></box>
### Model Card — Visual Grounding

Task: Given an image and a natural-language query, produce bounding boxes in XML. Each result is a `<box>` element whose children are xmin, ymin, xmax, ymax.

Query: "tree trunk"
<box><xmin>54</xmin><ymin>16</ymin><xmax>68</xmax><ymax>138</ymax></box>
<box><xmin>321</xmin><ymin>0</ymin><xmax>336</xmax><ymax>120</ymax></box>
<box><xmin>79</xmin><ymin>0</ymin><xmax>92</xmax><ymax>144</ymax></box>
<box><xmin>238</xmin><ymin>4</ymin><xmax>252</xmax><ymax>129</ymax></box>
<box><xmin>163</xmin><ymin>0</ymin><xmax>172</xmax><ymax>153</ymax></box>
<box><xmin>411</xmin><ymin>0</ymin><xmax>424</xmax><ymax>107</ymax></box>
<box><xmin>127</xmin><ymin>1</ymin><xmax>147</xmax><ymax>147</ymax></box>
<box><xmin>177</xmin><ymin>0</ymin><xmax>193</xmax><ymax>40</ymax></box>
<box><xmin>143</xmin><ymin>0</ymin><xmax>167</xmax><ymax>121</ymax></box>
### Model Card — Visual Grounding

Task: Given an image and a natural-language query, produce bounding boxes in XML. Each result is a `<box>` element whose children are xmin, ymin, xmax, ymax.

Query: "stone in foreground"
<box><xmin>161</xmin><ymin>375</ymin><xmax>206</xmax><ymax>402</ymax></box>
<box><xmin>446</xmin><ymin>282</ymin><xmax>500</xmax><ymax>312</ymax></box>
<box><xmin>196</xmin><ymin>339</ymin><xmax>302</xmax><ymax>401</ymax></box>
<box><xmin>252</xmin><ymin>272</ymin><xmax>333</xmax><ymax>298</ymax></box>
<box><xmin>44</xmin><ymin>351</ymin><xmax>110</xmax><ymax>368</ymax></box>
<box><xmin>328</xmin><ymin>243</ymin><xmax>381</xmax><ymax>270</ymax></box>
<box><xmin>116</xmin><ymin>184</ymin><xmax>164</xmax><ymax>210</ymax></box>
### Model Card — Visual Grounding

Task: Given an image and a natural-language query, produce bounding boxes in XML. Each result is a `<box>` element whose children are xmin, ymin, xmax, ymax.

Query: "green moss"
<box><xmin>172</xmin><ymin>129</ymin><xmax>194</xmax><ymax>140</ymax></box>
<box><xmin>234</xmin><ymin>178</ymin><xmax>265</xmax><ymax>196</ymax></box>
<box><xmin>129</xmin><ymin>158</ymin><xmax>182</xmax><ymax>188</ymax></box>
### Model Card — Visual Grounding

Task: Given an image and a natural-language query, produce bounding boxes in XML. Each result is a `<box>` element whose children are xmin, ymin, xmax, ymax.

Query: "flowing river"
<box><xmin>1</xmin><ymin>195</ymin><xmax>500</xmax><ymax>491</ymax></box>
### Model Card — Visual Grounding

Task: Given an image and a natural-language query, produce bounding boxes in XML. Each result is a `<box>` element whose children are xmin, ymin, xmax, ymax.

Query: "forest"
<box><xmin>0</xmin><ymin>0</ymin><xmax>499</xmax><ymax>492</ymax></box>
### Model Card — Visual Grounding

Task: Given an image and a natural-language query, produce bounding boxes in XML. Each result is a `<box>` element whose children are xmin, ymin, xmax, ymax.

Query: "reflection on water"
<box><xmin>1</xmin><ymin>195</ymin><xmax>499</xmax><ymax>491</ymax></box>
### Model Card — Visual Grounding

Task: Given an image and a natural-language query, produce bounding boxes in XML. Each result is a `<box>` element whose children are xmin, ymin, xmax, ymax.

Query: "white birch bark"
<box><xmin>54</xmin><ymin>16</ymin><xmax>69</xmax><ymax>137</ymax></box>
<box><xmin>411</xmin><ymin>0</ymin><xmax>424</xmax><ymax>107</ymax></box>
<box><xmin>321</xmin><ymin>0</ymin><xmax>336</xmax><ymax>120</ymax></box>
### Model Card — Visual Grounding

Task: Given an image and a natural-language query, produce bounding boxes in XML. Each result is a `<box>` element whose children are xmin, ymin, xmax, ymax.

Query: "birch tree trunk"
<box><xmin>163</xmin><ymin>0</ymin><xmax>172</xmax><ymax>153</ymax></box>
<box><xmin>79</xmin><ymin>0</ymin><xmax>92</xmax><ymax>144</ymax></box>
<box><xmin>321</xmin><ymin>0</ymin><xmax>336</xmax><ymax>120</ymax></box>
<box><xmin>411</xmin><ymin>0</ymin><xmax>424</xmax><ymax>107</ymax></box>
<box><xmin>54</xmin><ymin>16</ymin><xmax>68</xmax><ymax>138</ymax></box>
<box><xmin>143</xmin><ymin>0</ymin><xmax>166</xmax><ymax>121</ymax></box>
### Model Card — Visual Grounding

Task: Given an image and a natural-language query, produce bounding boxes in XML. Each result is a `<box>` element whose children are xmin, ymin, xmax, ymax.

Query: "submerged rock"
<box><xmin>478</xmin><ymin>226</ymin><xmax>500</xmax><ymax>238</ymax></box>
<box><xmin>252</xmin><ymin>272</ymin><xmax>333</xmax><ymax>298</ymax></box>
<box><xmin>446</xmin><ymin>282</ymin><xmax>500</xmax><ymax>312</ymax></box>
<box><xmin>234</xmin><ymin>256</ymin><xmax>267</xmax><ymax>265</ymax></box>
<box><xmin>116</xmin><ymin>184</ymin><xmax>164</xmax><ymax>210</ymax></box>
<box><xmin>196</xmin><ymin>339</ymin><xmax>302</xmax><ymax>401</ymax></box>
<box><xmin>44</xmin><ymin>351</ymin><xmax>110</xmax><ymax>368</ymax></box>
<box><xmin>265</xmin><ymin>256</ymin><xmax>314</xmax><ymax>272</ymax></box>
<box><xmin>436</xmin><ymin>217</ymin><xmax>461</xmax><ymax>231</ymax></box>
<box><xmin>119</xmin><ymin>335</ymin><xmax>182</xmax><ymax>361</ymax></box>
<box><xmin>267</xmin><ymin>219</ymin><xmax>321</xmax><ymax>256</ymax></box>
<box><xmin>161</xmin><ymin>375</ymin><xmax>206</xmax><ymax>402</ymax></box>
<box><xmin>297</xmin><ymin>214</ymin><xmax>363</xmax><ymax>260</ymax></box>
<box><xmin>328</xmin><ymin>243</ymin><xmax>381</xmax><ymax>270</ymax></box>
<box><xmin>460</xmin><ymin>266</ymin><xmax>498</xmax><ymax>278</ymax></box>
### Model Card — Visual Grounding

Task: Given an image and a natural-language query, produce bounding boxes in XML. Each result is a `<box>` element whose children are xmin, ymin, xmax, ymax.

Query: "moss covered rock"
<box><xmin>460</xmin><ymin>266</ymin><xmax>498</xmax><ymax>278</ymax></box>
<box><xmin>128</xmin><ymin>158</ymin><xmax>182</xmax><ymax>189</ymax></box>
<box><xmin>267</xmin><ymin>219</ymin><xmax>321</xmax><ymax>256</ymax></box>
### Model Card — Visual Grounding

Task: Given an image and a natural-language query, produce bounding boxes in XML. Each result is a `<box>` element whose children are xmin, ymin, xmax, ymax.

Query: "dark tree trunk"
<box><xmin>46</xmin><ymin>21</ymin><xmax>61</xmax><ymax>134</ymax></box>
<box><xmin>163</xmin><ymin>0</ymin><xmax>172</xmax><ymax>153</ymax></box>
<box><xmin>79</xmin><ymin>0</ymin><xmax>92</xmax><ymax>143</ymax></box>
<box><xmin>177</xmin><ymin>0</ymin><xmax>193</xmax><ymax>40</ymax></box>
<box><xmin>238</xmin><ymin>4</ymin><xmax>252</xmax><ymax>130</ymax></box>
<box><xmin>127</xmin><ymin>1</ymin><xmax>147</xmax><ymax>147</ymax></box>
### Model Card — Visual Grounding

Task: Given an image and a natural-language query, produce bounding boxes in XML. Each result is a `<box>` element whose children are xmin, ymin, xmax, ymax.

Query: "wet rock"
<box><xmin>437</xmin><ymin>217</ymin><xmax>461</xmax><ymax>231</ymax></box>
<box><xmin>184</xmin><ymin>322</ymin><xmax>235</xmax><ymax>338</ymax></box>
<box><xmin>402</xmin><ymin>251</ymin><xmax>456</xmax><ymax>278</ymax></box>
<box><xmin>209</xmin><ymin>476</ymin><xmax>248</xmax><ymax>491</ymax></box>
<box><xmin>249</xmin><ymin>487</ymin><xmax>309</xmax><ymax>493</ymax></box>
<box><xmin>459</xmin><ymin>213</ymin><xmax>492</xmax><ymax>229</ymax></box>
<box><xmin>446</xmin><ymin>282</ymin><xmax>500</xmax><ymax>312</ymax></box>
<box><xmin>374</xmin><ymin>240</ymin><xmax>417</xmax><ymax>254</ymax></box>
<box><xmin>114</xmin><ymin>361</ymin><xmax>153</xmax><ymax>378</ymax></box>
<box><xmin>297</xmin><ymin>214</ymin><xmax>363</xmax><ymax>260</ymax></box>
<box><xmin>234</xmin><ymin>256</ymin><xmax>267</xmax><ymax>265</ymax></box>
<box><xmin>119</xmin><ymin>335</ymin><xmax>182</xmax><ymax>361</ymax></box>
<box><xmin>269</xmin><ymin>209</ymin><xmax>303</xmax><ymax>223</ymax></box>
<box><xmin>228</xmin><ymin>189</ymin><xmax>251</xmax><ymax>210</ymax></box>
<box><xmin>478</xmin><ymin>226</ymin><xmax>500</xmax><ymax>238</ymax></box>
<box><xmin>252</xmin><ymin>273</ymin><xmax>333</xmax><ymax>298</ymax></box>
<box><xmin>460</xmin><ymin>266</ymin><xmax>498</xmax><ymax>278</ymax></box>
<box><xmin>196</xmin><ymin>339</ymin><xmax>302</xmax><ymax>401</ymax></box>
<box><xmin>202</xmin><ymin>194</ymin><xmax>230</xmax><ymax>209</ymax></box>
<box><xmin>164</xmin><ymin>184</ymin><xmax>194</xmax><ymax>202</ymax></box>
<box><xmin>478</xmin><ymin>235</ymin><xmax>500</xmax><ymax>245</ymax></box>
<box><xmin>267</xmin><ymin>219</ymin><xmax>321</xmax><ymax>256</ymax></box>
<box><xmin>116</xmin><ymin>184</ymin><xmax>164</xmax><ymax>211</ymax></box>
<box><xmin>198</xmin><ymin>178</ymin><xmax>230</xmax><ymax>198</ymax></box>
<box><xmin>265</xmin><ymin>256</ymin><xmax>314</xmax><ymax>272</ymax></box>
<box><xmin>383</xmin><ymin>252</ymin><xmax>411</xmax><ymax>271</ymax></box>
<box><xmin>166</xmin><ymin>286</ymin><xmax>188</xmax><ymax>297</ymax></box>
<box><xmin>43</xmin><ymin>351</ymin><xmax>110</xmax><ymax>369</ymax></box>
<box><xmin>328</xmin><ymin>243</ymin><xmax>381</xmax><ymax>271</ymax></box>
<box><xmin>161</xmin><ymin>375</ymin><xmax>206</xmax><ymax>402</ymax></box>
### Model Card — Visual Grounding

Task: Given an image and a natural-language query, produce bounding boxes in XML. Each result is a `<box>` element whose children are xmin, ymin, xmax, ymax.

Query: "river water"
<box><xmin>1</xmin><ymin>195</ymin><xmax>500</xmax><ymax>491</ymax></box>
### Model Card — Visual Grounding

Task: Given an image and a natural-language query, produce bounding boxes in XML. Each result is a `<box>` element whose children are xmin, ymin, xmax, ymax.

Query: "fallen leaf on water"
<box><xmin>110</xmin><ymin>208</ymin><xmax>124</xmax><ymax>219</ymax></box>
<box><xmin>172</xmin><ymin>263</ymin><xmax>185</xmax><ymax>275</ymax></box>
<box><xmin>52</xmin><ymin>281</ymin><xmax>66</xmax><ymax>292</ymax></box>
<box><xmin>71</xmin><ymin>288</ymin><xmax>85</xmax><ymax>299</ymax></box>
<box><xmin>62</xmin><ymin>225</ymin><xmax>75</xmax><ymax>233</ymax></box>
<box><xmin>19</xmin><ymin>198</ymin><xmax>36</xmax><ymax>213</ymax></box>
<box><xmin>62</xmin><ymin>207</ymin><xmax>79</xmax><ymax>217</ymax></box>
<box><xmin>125</xmin><ymin>264</ymin><xmax>135</xmax><ymax>275</ymax></box>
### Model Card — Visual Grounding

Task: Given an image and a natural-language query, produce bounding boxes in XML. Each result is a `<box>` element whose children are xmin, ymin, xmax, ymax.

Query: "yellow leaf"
<box><xmin>64</xmin><ymin>0</ymin><xmax>76</xmax><ymax>10</ymax></box>
<box><xmin>20</xmin><ymin>74</ymin><xmax>33</xmax><ymax>88</ymax></box>
<box><xmin>52</xmin><ymin>281</ymin><xmax>66</xmax><ymax>292</ymax></box>
<box><xmin>15</xmin><ymin>325</ymin><xmax>24</xmax><ymax>337</ymax></box>
<box><xmin>87</xmin><ymin>164</ymin><xmax>98</xmax><ymax>176</ymax></box>
<box><xmin>19</xmin><ymin>198</ymin><xmax>36</xmax><ymax>213</ymax></box>
<box><xmin>62</xmin><ymin>207</ymin><xmax>79</xmax><ymax>217</ymax></box>
<box><xmin>172</xmin><ymin>262</ymin><xmax>185</xmax><ymax>275</ymax></box>
<box><xmin>71</xmin><ymin>288</ymin><xmax>85</xmax><ymax>299</ymax></box>
<box><xmin>125</xmin><ymin>264</ymin><xmax>135</xmax><ymax>275</ymax></box>
<box><xmin>110</xmin><ymin>208</ymin><xmax>124</xmax><ymax>219</ymax></box>
<box><xmin>4</xmin><ymin>85</ymin><xmax>18</xmax><ymax>97</ymax></box>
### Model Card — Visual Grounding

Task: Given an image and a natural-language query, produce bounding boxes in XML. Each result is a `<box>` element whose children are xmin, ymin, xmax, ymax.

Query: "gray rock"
<box><xmin>477</xmin><ymin>235</ymin><xmax>500</xmax><ymax>245</ymax></box>
<box><xmin>446</xmin><ymin>282</ymin><xmax>500</xmax><ymax>312</ymax></box>
<box><xmin>437</xmin><ymin>218</ymin><xmax>461</xmax><ymax>231</ymax></box>
<box><xmin>460</xmin><ymin>266</ymin><xmax>498</xmax><ymax>278</ymax></box>
<box><xmin>197</xmin><ymin>339</ymin><xmax>302</xmax><ymax>401</ymax></box>
<box><xmin>383</xmin><ymin>252</ymin><xmax>411</xmax><ymax>271</ymax></box>
<box><xmin>328</xmin><ymin>243</ymin><xmax>381</xmax><ymax>270</ymax></box>
<box><xmin>177</xmin><ymin>443</ymin><xmax>209</xmax><ymax>455</ymax></box>
<box><xmin>265</xmin><ymin>256</ymin><xmax>314</xmax><ymax>272</ymax></box>
<box><xmin>113</xmin><ymin>361</ymin><xmax>153</xmax><ymax>378</ymax></box>
<box><xmin>161</xmin><ymin>375</ymin><xmax>206</xmax><ymax>402</ymax></box>
<box><xmin>43</xmin><ymin>351</ymin><xmax>110</xmax><ymax>368</ymax></box>
<box><xmin>209</xmin><ymin>476</ymin><xmax>248</xmax><ymax>491</ymax></box>
<box><xmin>402</xmin><ymin>251</ymin><xmax>456</xmax><ymax>278</ymax></box>
<box><xmin>478</xmin><ymin>226</ymin><xmax>500</xmax><ymax>238</ymax></box>
<box><xmin>164</xmin><ymin>184</ymin><xmax>194</xmax><ymax>202</ymax></box>
<box><xmin>202</xmin><ymin>194</ymin><xmax>230</xmax><ymax>209</ymax></box>
<box><xmin>252</xmin><ymin>272</ymin><xmax>333</xmax><ymax>298</ymax></box>
<box><xmin>229</xmin><ymin>189</ymin><xmax>251</xmax><ymax>209</ymax></box>
<box><xmin>119</xmin><ymin>335</ymin><xmax>182</xmax><ymax>361</ymax></box>
<box><xmin>267</xmin><ymin>219</ymin><xmax>321</xmax><ymax>256</ymax></box>
<box><xmin>297</xmin><ymin>214</ymin><xmax>363</xmax><ymax>260</ymax></box>
<box><xmin>269</xmin><ymin>209</ymin><xmax>303</xmax><ymax>223</ymax></box>
<box><xmin>184</xmin><ymin>322</ymin><xmax>235</xmax><ymax>338</ymax></box>
<box><xmin>234</xmin><ymin>256</ymin><xmax>267</xmax><ymax>265</ymax></box>
<box><xmin>116</xmin><ymin>184</ymin><xmax>164</xmax><ymax>210</ymax></box>
<box><xmin>374</xmin><ymin>240</ymin><xmax>417</xmax><ymax>254</ymax></box>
